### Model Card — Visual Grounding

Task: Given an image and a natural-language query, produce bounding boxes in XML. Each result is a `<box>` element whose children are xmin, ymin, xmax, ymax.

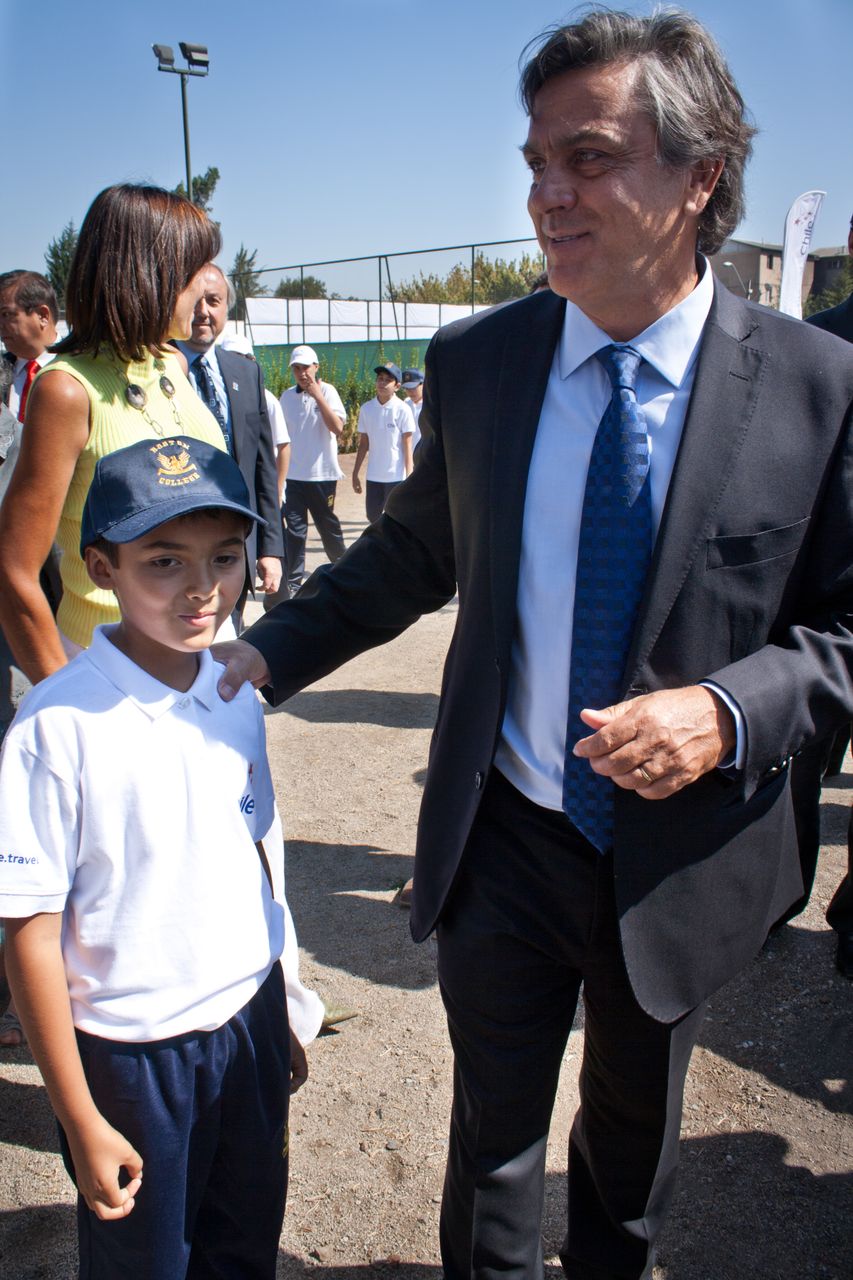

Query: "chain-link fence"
<box><xmin>233</xmin><ymin>237</ymin><xmax>545</xmax><ymax>348</ymax></box>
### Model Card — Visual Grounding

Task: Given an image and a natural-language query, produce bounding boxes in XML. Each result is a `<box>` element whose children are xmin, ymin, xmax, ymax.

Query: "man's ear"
<box><xmin>684</xmin><ymin>156</ymin><xmax>724</xmax><ymax>217</ymax></box>
<box><xmin>84</xmin><ymin>545</ymin><xmax>117</xmax><ymax>592</ymax></box>
<box><xmin>34</xmin><ymin>304</ymin><xmax>52</xmax><ymax>331</ymax></box>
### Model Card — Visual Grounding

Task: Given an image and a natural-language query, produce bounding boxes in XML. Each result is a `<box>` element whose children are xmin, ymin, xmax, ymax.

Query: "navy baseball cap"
<box><xmin>80</xmin><ymin>437</ymin><xmax>265</xmax><ymax>553</ymax></box>
<box><xmin>401</xmin><ymin>368</ymin><xmax>424</xmax><ymax>389</ymax></box>
<box><xmin>375</xmin><ymin>362</ymin><xmax>402</xmax><ymax>383</ymax></box>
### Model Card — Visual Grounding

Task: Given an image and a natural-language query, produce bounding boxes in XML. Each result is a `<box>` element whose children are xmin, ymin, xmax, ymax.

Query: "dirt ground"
<box><xmin>1</xmin><ymin>454</ymin><xmax>851</xmax><ymax>1279</ymax></box>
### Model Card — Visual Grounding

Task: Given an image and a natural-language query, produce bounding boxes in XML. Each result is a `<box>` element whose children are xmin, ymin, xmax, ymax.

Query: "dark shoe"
<box><xmin>835</xmin><ymin>930</ymin><xmax>853</xmax><ymax>979</ymax></box>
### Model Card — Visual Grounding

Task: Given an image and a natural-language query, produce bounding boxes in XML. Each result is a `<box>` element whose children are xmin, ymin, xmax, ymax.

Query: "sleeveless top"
<box><xmin>36</xmin><ymin>349</ymin><xmax>227</xmax><ymax>648</ymax></box>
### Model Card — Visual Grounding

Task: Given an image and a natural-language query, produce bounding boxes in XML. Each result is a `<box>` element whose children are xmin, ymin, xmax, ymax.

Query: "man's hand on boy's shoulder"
<box><xmin>290</xmin><ymin>1029</ymin><xmax>308</xmax><ymax>1094</ymax></box>
<box><xmin>68</xmin><ymin>1114</ymin><xmax>143</xmax><ymax>1220</ymax></box>
<box><xmin>213</xmin><ymin>640</ymin><xmax>272</xmax><ymax>702</ymax></box>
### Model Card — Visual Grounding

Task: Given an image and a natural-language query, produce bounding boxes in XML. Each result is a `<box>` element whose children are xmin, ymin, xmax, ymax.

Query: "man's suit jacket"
<box><xmin>213</xmin><ymin>347</ymin><xmax>283</xmax><ymax>570</ymax></box>
<box><xmin>808</xmin><ymin>291</ymin><xmax>853</xmax><ymax>343</ymax></box>
<box><xmin>245</xmin><ymin>281</ymin><xmax>853</xmax><ymax>1022</ymax></box>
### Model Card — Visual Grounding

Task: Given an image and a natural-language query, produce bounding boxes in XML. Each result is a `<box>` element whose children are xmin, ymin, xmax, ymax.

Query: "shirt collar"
<box><xmin>558</xmin><ymin>255</ymin><xmax>714</xmax><ymax>389</ymax></box>
<box><xmin>84</xmin><ymin>626</ymin><xmax>220</xmax><ymax>720</ymax></box>
<box><xmin>14</xmin><ymin>351</ymin><xmax>52</xmax><ymax>375</ymax></box>
<box><xmin>175</xmin><ymin>341</ymin><xmax>215</xmax><ymax>371</ymax></box>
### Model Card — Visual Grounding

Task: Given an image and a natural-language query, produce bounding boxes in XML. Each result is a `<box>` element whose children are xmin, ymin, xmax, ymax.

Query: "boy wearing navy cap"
<box><xmin>352</xmin><ymin>363</ymin><xmax>416</xmax><ymax>522</ymax></box>
<box><xmin>0</xmin><ymin>437</ymin><xmax>306</xmax><ymax>1279</ymax></box>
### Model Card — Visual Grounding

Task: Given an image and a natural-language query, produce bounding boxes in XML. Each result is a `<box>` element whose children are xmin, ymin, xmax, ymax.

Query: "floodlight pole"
<box><xmin>179</xmin><ymin>73</ymin><xmax>193</xmax><ymax>202</ymax></box>
<box><xmin>153</xmin><ymin>43</ymin><xmax>209</xmax><ymax>204</ymax></box>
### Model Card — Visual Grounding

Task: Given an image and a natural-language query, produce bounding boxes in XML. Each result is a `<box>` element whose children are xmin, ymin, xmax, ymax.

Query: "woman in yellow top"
<box><xmin>0</xmin><ymin>183</ymin><xmax>226</xmax><ymax>681</ymax></box>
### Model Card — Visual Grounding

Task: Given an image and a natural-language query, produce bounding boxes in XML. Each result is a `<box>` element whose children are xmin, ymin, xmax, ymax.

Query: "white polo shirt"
<box><xmin>406</xmin><ymin>397</ymin><xmax>423</xmax><ymax>450</ymax></box>
<box><xmin>280</xmin><ymin>380</ymin><xmax>346</xmax><ymax>481</ymax></box>
<box><xmin>265</xmin><ymin>389</ymin><xmax>290</xmax><ymax>447</ymax></box>
<box><xmin>357</xmin><ymin>395</ymin><xmax>415</xmax><ymax>482</ymax></box>
<box><xmin>0</xmin><ymin>627</ymin><xmax>284</xmax><ymax>1042</ymax></box>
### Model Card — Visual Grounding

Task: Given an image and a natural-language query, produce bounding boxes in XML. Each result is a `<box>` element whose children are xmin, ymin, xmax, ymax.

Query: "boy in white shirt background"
<box><xmin>0</xmin><ymin>437</ymin><xmax>307</xmax><ymax>1278</ymax></box>
<box><xmin>401</xmin><ymin>367</ymin><xmax>424</xmax><ymax>452</ymax></box>
<box><xmin>278</xmin><ymin>345</ymin><xmax>347</xmax><ymax>597</ymax></box>
<box><xmin>352</xmin><ymin>363</ymin><xmax>415</xmax><ymax>523</ymax></box>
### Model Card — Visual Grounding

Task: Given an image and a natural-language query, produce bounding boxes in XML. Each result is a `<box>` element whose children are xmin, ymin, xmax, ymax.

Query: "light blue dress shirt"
<box><xmin>495</xmin><ymin>260</ymin><xmax>743</xmax><ymax>811</ymax></box>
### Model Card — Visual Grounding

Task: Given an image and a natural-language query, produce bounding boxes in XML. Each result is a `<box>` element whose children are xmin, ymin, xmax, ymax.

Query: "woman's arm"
<box><xmin>5</xmin><ymin>913</ymin><xmax>143</xmax><ymax>1219</ymax></box>
<box><xmin>0</xmin><ymin>371</ymin><xmax>90</xmax><ymax>682</ymax></box>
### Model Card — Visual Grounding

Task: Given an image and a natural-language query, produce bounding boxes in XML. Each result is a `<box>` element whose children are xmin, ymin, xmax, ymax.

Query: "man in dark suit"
<box><xmin>798</xmin><ymin>215</ymin><xmax>853</xmax><ymax>976</ymax></box>
<box><xmin>177</xmin><ymin>264</ymin><xmax>283</xmax><ymax>614</ymax></box>
<box><xmin>217</xmin><ymin>11</ymin><xmax>853</xmax><ymax>1278</ymax></box>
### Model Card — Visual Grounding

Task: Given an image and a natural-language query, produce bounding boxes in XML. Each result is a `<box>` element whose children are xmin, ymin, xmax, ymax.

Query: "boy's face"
<box><xmin>375</xmin><ymin>371</ymin><xmax>399</xmax><ymax>403</ymax></box>
<box><xmin>85</xmin><ymin>512</ymin><xmax>247</xmax><ymax>688</ymax></box>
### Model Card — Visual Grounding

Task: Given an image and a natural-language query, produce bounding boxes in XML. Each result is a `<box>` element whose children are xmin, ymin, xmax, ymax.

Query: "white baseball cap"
<box><xmin>219</xmin><ymin>333</ymin><xmax>254</xmax><ymax>357</ymax></box>
<box><xmin>289</xmin><ymin>345</ymin><xmax>319</xmax><ymax>366</ymax></box>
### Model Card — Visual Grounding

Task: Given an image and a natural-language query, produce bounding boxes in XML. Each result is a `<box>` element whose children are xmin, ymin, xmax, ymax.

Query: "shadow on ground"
<box><xmin>267</xmin><ymin>689</ymin><xmax>439</xmax><ymax>730</ymax></box>
<box><xmin>285</xmin><ymin>840</ymin><xmax>431</xmax><ymax>990</ymax></box>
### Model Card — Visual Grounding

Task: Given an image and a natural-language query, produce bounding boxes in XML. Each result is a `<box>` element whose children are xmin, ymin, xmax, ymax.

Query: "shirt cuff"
<box><xmin>700</xmin><ymin>680</ymin><xmax>746</xmax><ymax>773</ymax></box>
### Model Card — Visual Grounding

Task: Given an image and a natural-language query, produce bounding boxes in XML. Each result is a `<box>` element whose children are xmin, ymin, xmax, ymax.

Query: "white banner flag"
<box><xmin>779</xmin><ymin>190</ymin><xmax>825</xmax><ymax>318</ymax></box>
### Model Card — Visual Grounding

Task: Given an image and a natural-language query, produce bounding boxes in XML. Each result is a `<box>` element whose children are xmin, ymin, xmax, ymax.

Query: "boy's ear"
<box><xmin>84</xmin><ymin>545</ymin><xmax>117</xmax><ymax>592</ymax></box>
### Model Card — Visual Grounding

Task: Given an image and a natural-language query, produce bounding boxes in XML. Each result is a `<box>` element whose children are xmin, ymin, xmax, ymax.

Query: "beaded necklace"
<box><xmin>122</xmin><ymin>356</ymin><xmax>183</xmax><ymax>437</ymax></box>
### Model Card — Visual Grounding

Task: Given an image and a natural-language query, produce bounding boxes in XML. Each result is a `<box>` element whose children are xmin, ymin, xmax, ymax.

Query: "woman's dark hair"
<box><xmin>55</xmin><ymin>184</ymin><xmax>221</xmax><ymax>360</ymax></box>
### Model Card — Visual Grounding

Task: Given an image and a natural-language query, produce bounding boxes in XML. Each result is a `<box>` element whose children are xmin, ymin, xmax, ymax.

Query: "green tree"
<box><xmin>44</xmin><ymin>221</ymin><xmax>78</xmax><ymax>308</ymax></box>
<box><xmin>274</xmin><ymin>275</ymin><xmax>329</xmax><ymax>299</ymax></box>
<box><xmin>229</xmin><ymin>245</ymin><xmax>270</xmax><ymax>320</ymax></box>
<box><xmin>173</xmin><ymin>165</ymin><xmax>221</xmax><ymax>214</ymax></box>
<box><xmin>804</xmin><ymin>261</ymin><xmax>853</xmax><ymax>318</ymax></box>
<box><xmin>391</xmin><ymin>252</ymin><xmax>544</xmax><ymax>305</ymax></box>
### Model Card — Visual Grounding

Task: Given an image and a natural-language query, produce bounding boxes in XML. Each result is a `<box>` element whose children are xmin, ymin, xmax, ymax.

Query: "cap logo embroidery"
<box><xmin>149</xmin><ymin>439</ymin><xmax>202</xmax><ymax>488</ymax></box>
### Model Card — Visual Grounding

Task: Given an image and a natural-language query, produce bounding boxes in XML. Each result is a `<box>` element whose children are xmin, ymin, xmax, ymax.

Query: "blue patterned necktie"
<box><xmin>562</xmin><ymin>345</ymin><xmax>652</xmax><ymax>853</ymax></box>
<box><xmin>193</xmin><ymin>355</ymin><xmax>233</xmax><ymax>455</ymax></box>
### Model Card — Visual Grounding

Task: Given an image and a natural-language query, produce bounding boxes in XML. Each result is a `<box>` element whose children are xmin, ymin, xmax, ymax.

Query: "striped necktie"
<box><xmin>193</xmin><ymin>355</ymin><xmax>232</xmax><ymax>455</ymax></box>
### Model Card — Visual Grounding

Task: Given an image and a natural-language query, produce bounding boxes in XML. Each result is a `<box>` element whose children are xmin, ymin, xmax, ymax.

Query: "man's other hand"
<box><xmin>573</xmin><ymin>685</ymin><xmax>736</xmax><ymax>798</ymax></box>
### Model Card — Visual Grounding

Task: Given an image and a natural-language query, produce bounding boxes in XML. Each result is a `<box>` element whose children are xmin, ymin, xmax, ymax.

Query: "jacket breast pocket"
<box><xmin>706</xmin><ymin>517</ymin><xmax>810</xmax><ymax>570</ymax></box>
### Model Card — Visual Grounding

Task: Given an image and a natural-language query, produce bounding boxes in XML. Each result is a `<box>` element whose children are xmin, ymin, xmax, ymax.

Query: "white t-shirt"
<box><xmin>265</xmin><ymin>389</ymin><xmax>290</xmax><ymax>446</ymax></box>
<box><xmin>405</xmin><ymin>397</ymin><xmax>423</xmax><ymax>449</ymax></box>
<box><xmin>280</xmin><ymin>381</ymin><xmax>345</xmax><ymax>481</ymax></box>
<box><xmin>357</xmin><ymin>395</ymin><xmax>416</xmax><ymax>482</ymax></box>
<box><xmin>0</xmin><ymin>627</ymin><xmax>284</xmax><ymax>1042</ymax></box>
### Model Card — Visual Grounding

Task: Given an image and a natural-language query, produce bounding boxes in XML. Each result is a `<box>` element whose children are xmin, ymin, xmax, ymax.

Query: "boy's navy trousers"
<box><xmin>61</xmin><ymin>963</ymin><xmax>291</xmax><ymax>1279</ymax></box>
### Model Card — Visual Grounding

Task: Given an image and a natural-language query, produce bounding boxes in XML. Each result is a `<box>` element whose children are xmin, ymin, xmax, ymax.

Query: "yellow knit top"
<box><xmin>36</xmin><ymin>348</ymin><xmax>227</xmax><ymax>648</ymax></box>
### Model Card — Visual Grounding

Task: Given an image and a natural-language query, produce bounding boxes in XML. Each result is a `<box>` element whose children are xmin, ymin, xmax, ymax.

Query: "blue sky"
<box><xmin>3</xmin><ymin>0</ymin><xmax>851</xmax><ymax>289</ymax></box>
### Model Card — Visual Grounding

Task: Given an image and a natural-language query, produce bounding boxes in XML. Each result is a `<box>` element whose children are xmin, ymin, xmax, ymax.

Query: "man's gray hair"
<box><xmin>518</xmin><ymin>7</ymin><xmax>755</xmax><ymax>255</ymax></box>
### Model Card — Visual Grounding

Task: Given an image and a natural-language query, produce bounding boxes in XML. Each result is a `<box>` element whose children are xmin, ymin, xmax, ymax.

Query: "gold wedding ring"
<box><xmin>638</xmin><ymin>765</ymin><xmax>653</xmax><ymax>784</ymax></box>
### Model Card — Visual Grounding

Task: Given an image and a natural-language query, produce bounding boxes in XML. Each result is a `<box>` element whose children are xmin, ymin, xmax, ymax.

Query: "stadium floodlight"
<box><xmin>179</xmin><ymin>43</ymin><xmax>210</xmax><ymax>71</ymax></box>
<box><xmin>152</xmin><ymin>41</ymin><xmax>211</xmax><ymax>203</ymax></box>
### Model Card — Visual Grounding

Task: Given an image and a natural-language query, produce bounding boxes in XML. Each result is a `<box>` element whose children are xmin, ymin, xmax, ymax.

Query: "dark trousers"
<box><xmin>436</xmin><ymin>770</ymin><xmax>704</xmax><ymax>1280</ymax></box>
<box><xmin>826</xmin><ymin>806</ymin><xmax>853</xmax><ymax>933</ymax></box>
<box><xmin>365</xmin><ymin>479</ymin><xmax>400</xmax><ymax>525</ymax></box>
<box><xmin>784</xmin><ymin>731</ymin><xmax>853</xmax><ymax>931</ymax></box>
<box><xmin>283</xmin><ymin>479</ymin><xmax>346</xmax><ymax>595</ymax></box>
<box><xmin>62</xmin><ymin>966</ymin><xmax>290</xmax><ymax>1280</ymax></box>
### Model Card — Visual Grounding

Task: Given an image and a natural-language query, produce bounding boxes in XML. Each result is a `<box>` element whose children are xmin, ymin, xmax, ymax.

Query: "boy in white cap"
<box><xmin>0</xmin><ymin>437</ymin><xmax>307</xmax><ymax>1278</ymax></box>
<box><xmin>352</xmin><ymin>363</ymin><xmax>416</xmax><ymax>523</ymax></box>
<box><xmin>278</xmin><ymin>345</ymin><xmax>347</xmax><ymax>597</ymax></box>
<box><xmin>401</xmin><ymin>367</ymin><xmax>424</xmax><ymax>451</ymax></box>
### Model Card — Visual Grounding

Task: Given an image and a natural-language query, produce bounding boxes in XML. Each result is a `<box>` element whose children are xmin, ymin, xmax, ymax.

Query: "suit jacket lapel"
<box><xmin>215</xmin><ymin>348</ymin><xmax>245</xmax><ymax>464</ymax></box>
<box><xmin>624</xmin><ymin>282</ymin><xmax>768</xmax><ymax>683</ymax></box>
<box><xmin>490</xmin><ymin>291</ymin><xmax>566</xmax><ymax>660</ymax></box>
